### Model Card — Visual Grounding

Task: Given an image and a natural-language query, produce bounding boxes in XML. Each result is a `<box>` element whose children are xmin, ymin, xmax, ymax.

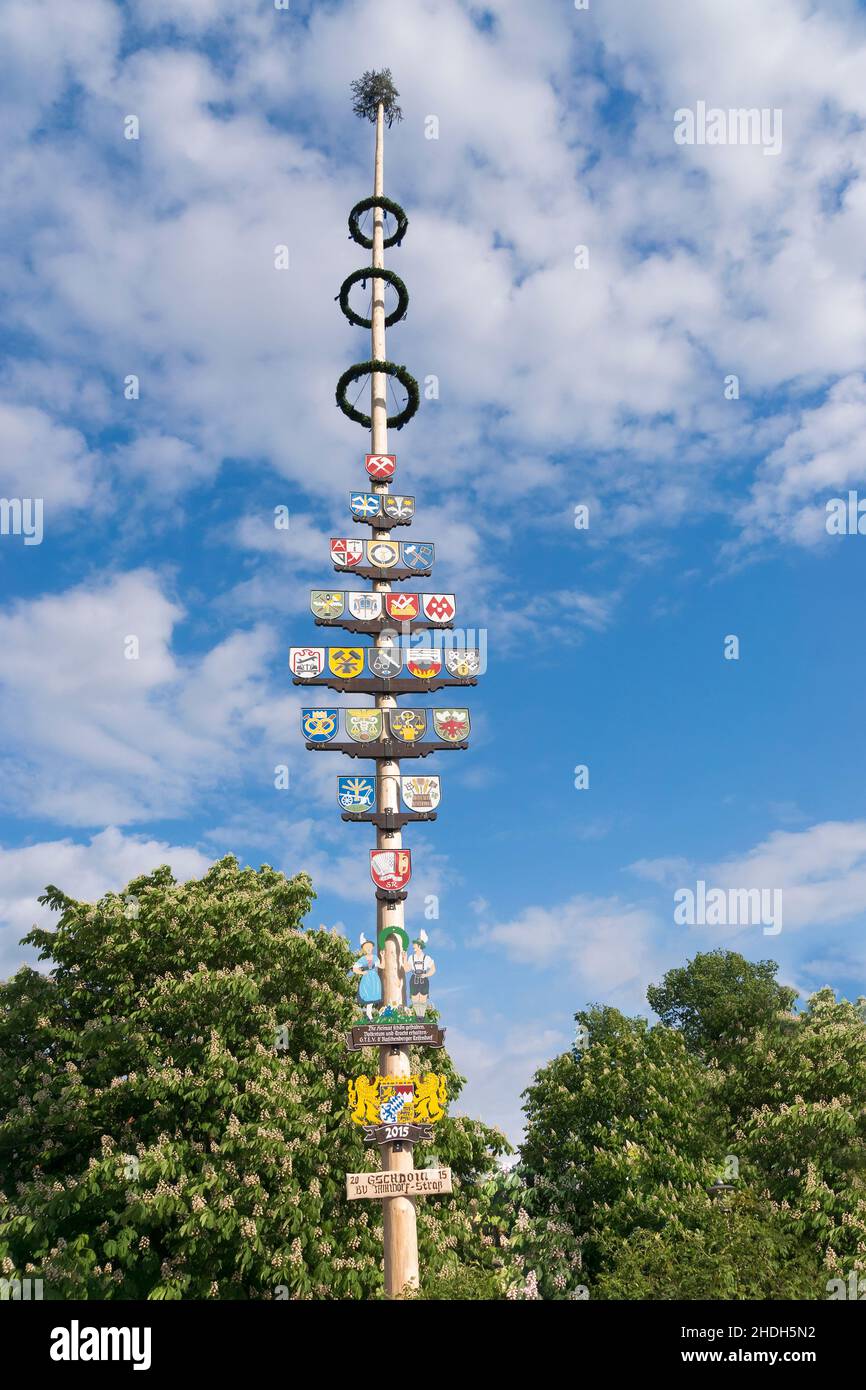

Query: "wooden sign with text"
<box><xmin>363</xmin><ymin>1122</ymin><xmax>435</xmax><ymax>1146</ymax></box>
<box><xmin>346</xmin><ymin>1168</ymin><xmax>453</xmax><ymax>1201</ymax></box>
<box><xmin>346</xmin><ymin>1022</ymin><xmax>445</xmax><ymax>1051</ymax></box>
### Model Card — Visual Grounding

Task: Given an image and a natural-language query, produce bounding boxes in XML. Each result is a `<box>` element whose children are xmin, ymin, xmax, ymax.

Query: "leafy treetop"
<box><xmin>350</xmin><ymin>69</ymin><xmax>403</xmax><ymax>127</ymax></box>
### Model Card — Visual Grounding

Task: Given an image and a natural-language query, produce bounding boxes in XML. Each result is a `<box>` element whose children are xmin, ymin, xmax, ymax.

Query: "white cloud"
<box><xmin>0</xmin><ymin>402</ymin><xmax>98</xmax><ymax>511</ymax></box>
<box><xmin>632</xmin><ymin>820</ymin><xmax>866</xmax><ymax>933</ymax></box>
<box><xmin>731</xmin><ymin>374</ymin><xmax>866</xmax><ymax>549</ymax></box>
<box><xmin>0</xmin><ymin>569</ymin><xmax>291</xmax><ymax>825</ymax></box>
<box><xmin>0</xmin><ymin>826</ymin><xmax>211</xmax><ymax>977</ymax></box>
<box><xmin>478</xmin><ymin>892</ymin><xmax>663</xmax><ymax>1001</ymax></box>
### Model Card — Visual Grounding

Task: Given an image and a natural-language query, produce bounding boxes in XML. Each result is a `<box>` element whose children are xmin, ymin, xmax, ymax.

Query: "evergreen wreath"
<box><xmin>338</xmin><ymin>267</ymin><xmax>409</xmax><ymax>329</ymax></box>
<box><xmin>348</xmin><ymin>195</ymin><xmax>409</xmax><ymax>249</ymax></box>
<box><xmin>335</xmin><ymin>358</ymin><xmax>420</xmax><ymax>431</ymax></box>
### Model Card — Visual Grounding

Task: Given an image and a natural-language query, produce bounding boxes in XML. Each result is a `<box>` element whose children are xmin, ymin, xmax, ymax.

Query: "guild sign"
<box><xmin>367</xmin><ymin>647</ymin><xmax>402</xmax><ymax>678</ymax></box>
<box><xmin>433</xmin><ymin>708</ymin><xmax>470</xmax><ymax>743</ymax></box>
<box><xmin>350</xmin><ymin>492</ymin><xmax>381</xmax><ymax>518</ymax></box>
<box><xmin>328</xmin><ymin>647</ymin><xmax>365</xmax><ymax>678</ymax></box>
<box><xmin>406</xmin><ymin>649</ymin><xmax>442</xmax><ymax>681</ymax></box>
<box><xmin>290</xmin><ymin>647</ymin><xmax>325</xmax><ymax>677</ymax></box>
<box><xmin>401</xmin><ymin>775</ymin><xmax>441</xmax><ymax>811</ymax></box>
<box><xmin>311</xmin><ymin>591</ymin><xmax>345</xmax><ymax>619</ymax></box>
<box><xmin>444</xmin><ymin>648</ymin><xmax>480</xmax><ymax>677</ymax></box>
<box><xmin>388</xmin><ymin>709</ymin><xmax>428</xmax><ymax>743</ymax></box>
<box><xmin>338</xmin><ymin>775</ymin><xmax>376</xmax><ymax>812</ymax></box>
<box><xmin>366</xmin><ymin>539</ymin><xmax>399</xmax><ymax>569</ymax></box>
<box><xmin>422</xmin><ymin>594</ymin><xmax>455</xmax><ymax>622</ymax></box>
<box><xmin>348</xmin><ymin>592</ymin><xmax>383</xmax><ymax>620</ymax></box>
<box><xmin>402</xmin><ymin>542</ymin><xmax>434</xmax><ymax>571</ymax></box>
<box><xmin>346</xmin><ymin>708</ymin><xmax>384</xmax><ymax>743</ymax></box>
<box><xmin>370</xmin><ymin>848</ymin><xmax>412</xmax><ymax>891</ymax></box>
<box><xmin>385</xmin><ymin>593</ymin><xmax>419</xmax><ymax>621</ymax></box>
<box><xmin>348</xmin><ymin>1073</ymin><xmax>447</xmax><ymax>1126</ymax></box>
<box><xmin>331</xmin><ymin>538</ymin><xmax>363</xmax><ymax>568</ymax></box>
<box><xmin>365</xmin><ymin>453</ymin><xmax>396</xmax><ymax>479</ymax></box>
<box><xmin>301</xmin><ymin>708</ymin><xmax>339</xmax><ymax>743</ymax></box>
<box><xmin>383</xmin><ymin>495</ymin><xmax>415</xmax><ymax>521</ymax></box>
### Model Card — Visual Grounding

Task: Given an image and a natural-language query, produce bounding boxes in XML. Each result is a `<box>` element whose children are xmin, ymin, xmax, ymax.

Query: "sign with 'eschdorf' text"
<box><xmin>346</xmin><ymin>1168</ymin><xmax>453</xmax><ymax>1200</ymax></box>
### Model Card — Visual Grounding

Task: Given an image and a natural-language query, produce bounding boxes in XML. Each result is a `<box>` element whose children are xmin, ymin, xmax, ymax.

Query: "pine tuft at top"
<box><xmin>350</xmin><ymin>69</ymin><xmax>403</xmax><ymax>127</ymax></box>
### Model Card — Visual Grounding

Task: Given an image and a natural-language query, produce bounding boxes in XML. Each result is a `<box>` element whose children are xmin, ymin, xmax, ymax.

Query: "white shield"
<box><xmin>401</xmin><ymin>775</ymin><xmax>441</xmax><ymax>811</ymax></box>
<box><xmin>348</xmin><ymin>592</ymin><xmax>383</xmax><ymax>620</ymax></box>
<box><xmin>290</xmin><ymin>647</ymin><xmax>325</xmax><ymax>678</ymax></box>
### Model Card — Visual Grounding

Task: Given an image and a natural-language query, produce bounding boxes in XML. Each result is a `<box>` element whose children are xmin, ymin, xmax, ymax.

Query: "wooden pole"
<box><xmin>370</xmin><ymin>99</ymin><xmax>420</xmax><ymax>1298</ymax></box>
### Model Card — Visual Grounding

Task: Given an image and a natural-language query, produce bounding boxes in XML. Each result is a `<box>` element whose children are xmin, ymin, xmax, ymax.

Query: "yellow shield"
<box><xmin>328</xmin><ymin>647</ymin><xmax>364</xmax><ymax>679</ymax></box>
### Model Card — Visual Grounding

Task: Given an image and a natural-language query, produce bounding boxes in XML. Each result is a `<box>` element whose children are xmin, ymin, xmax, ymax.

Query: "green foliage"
<box><xmin>646</xmin><ymin>948</ymin><xmax>797</xmax><ymax>1059</ymax></box>
<box><xmin>348</xmin><ymin>196</ymin><xmax>408</xmax><ymax>250</ymax></box>
<box><xmin>338</xmin><ymin>267</ymin><xmax>409</xmax><ymax>330</ymax></box>
<box><xmin>517</xmin><ymin>953</ymin><xmax>866</xmax><ymax>1300</ymax></box>
<box><xmin>593</xmin><ymin>1191</ymin><xmax>819</xmax><ymax>1301</ymax></box>
<box><xmin>0</xmin><ymin>856</ymin><xmax>510</xmax><ymax>1299</ymax></box>
<box><xmin>350</xmin><ymin>69</ymin><xmax>403</xmax><ymax>127</ymax></box>
<box><xmin>335</xmin><ymin>358</ymin><xmax>420</xmax><ymax>432</ymax></box>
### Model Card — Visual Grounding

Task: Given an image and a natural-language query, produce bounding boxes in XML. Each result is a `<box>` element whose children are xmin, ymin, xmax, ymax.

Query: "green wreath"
<box><xmin>348</xmin><ymin>195</ymin><xmax>408</xmax><ymax>249</ymax></box>
<box><xmin>378</xmin><ymin>924</ymin><xmax>410</xmax><ymax>953</ymax></box>
<box><xmin>338</xmin><ymin>267</ymin><xmax>409</xmax><ymax>329</ymax></box>
<box><xmin>335</xmin><ymin>358</ymin><xmax>420</xmax><ymax>431</ymax></box>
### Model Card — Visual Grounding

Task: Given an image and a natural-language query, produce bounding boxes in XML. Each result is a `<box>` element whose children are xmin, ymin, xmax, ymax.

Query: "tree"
<box><xmin>592</xmin><ymin>1190</ymin><xmax>819</xmax><ymax>1301</ymax></box>
<box><xmin>650</xmin><ymin>952</ymin><xmax>866</xmax><ymax>1277</ymax></box>
<box><xmin>646</xmin><ymin>948</ymin><xmax>797</xmax><ymax>1060</ymax></box>
<box><xmin>350</xmin><ymin>69</ymin><xmax>403</xmax><ymax>127</ymax></box>
<box><xmin>518</xmin><ymin>1005</ymin><xmax>728</xmax><ymax>1297</ymax></box>
<box><xmin>0</xmin><ymin>856</ymin><xmax>510</xmax><ymax>1299</ymax></box>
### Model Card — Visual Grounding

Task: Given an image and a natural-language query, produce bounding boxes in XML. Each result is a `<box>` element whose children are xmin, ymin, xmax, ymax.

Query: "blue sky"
<box><xmin>2</xmin><ymin>0</ymin><xmax>866</xmax><ymax>1140</ymax></box>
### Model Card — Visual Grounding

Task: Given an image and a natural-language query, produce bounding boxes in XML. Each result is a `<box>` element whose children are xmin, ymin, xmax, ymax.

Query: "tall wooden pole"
<box><xmin>370</xmin><ymin>100</ymin><xmax>420</xmax><ymax>1297</ymax></box>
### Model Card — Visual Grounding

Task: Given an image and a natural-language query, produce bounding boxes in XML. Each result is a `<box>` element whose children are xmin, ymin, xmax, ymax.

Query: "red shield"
<box><xmin>370</xmin><ymin>848</ymin><xmax>412</xmax><ymax>891</ymax></box>
<box><xmin>365</xmin><ymin>454</ymin><xmax>396</xmax><ymax>479</ymax></box>
<box><xmin>331</xmin><ymin>537</ymin><xmax>363</xmax><ymax>568</ymax></box>
<box><xmin>386</xmin><ymin>593</ymin><xmax>420</xmax><ymax>621</ymax></box>
<box><xmin>407</xmin><ymin>650</ymin><xmax>443</xmax><ymax>680</ymax></box>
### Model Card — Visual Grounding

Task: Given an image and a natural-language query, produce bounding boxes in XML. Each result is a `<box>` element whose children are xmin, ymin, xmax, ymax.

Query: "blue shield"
<box><xmin>402</xmin><ymin>541</ymin><xmax>435</xmax><ymax>571</ymax></box>
<box><xmin>338</xmin><ymin>775</ymin><xmax>376</xmax><ymax>812</ymax></box>
<box><xmin>350</xmin><ymin>492</ymin><xmax>381</xmax><ymax>518</ymax></box>
<box><xmin>301</xmin><ymin>708</ymin><xmax>339</xmax><ymax>743</ymax></box>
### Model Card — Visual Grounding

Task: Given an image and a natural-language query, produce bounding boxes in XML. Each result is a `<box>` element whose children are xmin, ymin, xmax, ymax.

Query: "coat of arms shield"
<box><xmin>346</xmin><ymin>708</ymin><xmax>384</xmax><ymax>743</ymax></box>
<box><xmin>338</xmin><ymin>775</ymin><xmax>376</xmax><ymax>812</ymax></box>
<box><xmin>311</xmin><ymin>591</ymin><xmax>344</xmax><ymax>619</ymax></box>
<box><xmin>370</xmin><ymin>848</ymin><xmax>412</xmax><ymax>891</ymax></box>
<box><xmin>367</xmin><ymin>648</ymin><xmax>403</xmax><ymax>678</ymax></box>
<box><xmin>401</xmin><ymin>775</ymin><xmax>441</xmax><ymax>811</ymax></box>
<box><xmin>328</xmin><ymin>647</ymin><xmax>365</xmax><ymax>679</ymax></box>
<box><xmin>382</xmin><ymin>494</ymin><xmax>415</xmax><ymax>521</ymax></box>
<box><xmin>331</xmin><ymin>538</ymin><xmax>363</xmax><ymax>568</ymax></box>
<box><xmin>302</xmin><ymin>708</ymin><xmax>339</xmax><ymax>742</ymax></box>
<box><xmin>350</xmin><ymin>492</ymin><xmax>382</xmax><ymax>518</ymax></box>
<box><xmin>388</xmin><ymin>709</ymin><xmax>428</xmax><ymax>743</ymax></box>
<box><xmin>407</xmin><ymin>649</ymin><xmax>443</xmax><ymax>680</ymax></box>
<box><xmin>290</xmin><ymin>647</ymin><xmax>325</xmax><ymax>677</ymax></box>
<box><xmin>433</xmin><ymin>708</ymin><xmax>470</xmax><ymax>743</ymax></box>
<box><xmin>348</xmin><ymin>592</ymin><xmax>383</xmax><ymax>620</ymax></box>
<box><xmin>366</xmin><ymin>539</ymin><xmax>399</xmax><ymax>569</ymax></box>
<box><xmin>444</xmin><ymin>649</ymin><xmax>480</xmax><ymax>677</ymax></box>
<box><xmin>385</xmin><ymin>593</ymin><xmax>419</xmax><ymax>621</ymax></box>
<box><xmin>365</xmin><ymin>454</ymin><xmax>396</xmax><ymax>479</ymax></box>
<box><xmin>421</xmin><ymin>594</ymin><xmax>455</xmax><ymax>622</ymax></box>
<box><xmin>402</xmin><ymin>542</ymin><xmax>434</xmax><ymax>571</ymax></box>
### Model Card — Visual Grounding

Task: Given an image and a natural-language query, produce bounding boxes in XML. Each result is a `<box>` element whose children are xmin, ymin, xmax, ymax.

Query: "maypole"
<box><xmin>292</xmin><ymin>70</ymin><xmax>479</xmax><ymax>1297</ymax></box>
